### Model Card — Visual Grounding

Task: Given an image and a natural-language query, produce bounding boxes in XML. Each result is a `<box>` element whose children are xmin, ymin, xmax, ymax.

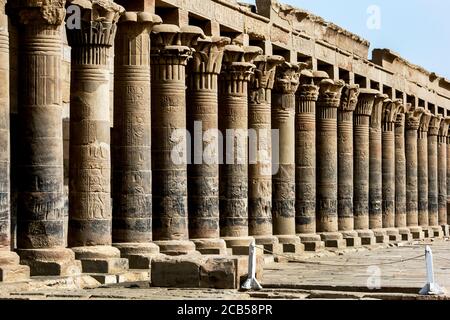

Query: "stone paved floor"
<box><xmin>1</xmin><ymin>239</ymin><xmax>449</xmax><ymax>300</ymax></box>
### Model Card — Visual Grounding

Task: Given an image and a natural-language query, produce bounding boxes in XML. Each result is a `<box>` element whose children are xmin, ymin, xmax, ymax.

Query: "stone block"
<box><xmin>324</xmin><ymin>239</ymin><xmax>347</xmax><ymax>248</ymax></box>
<box><xmin>344</xmin><ymin>237</ymin><xmax>362</xmax><ymax>247</ymax></box>
<box><xmin>124</xmin><ymin>254</ymin><xmax>154</xmax><ymax>270</ymax></box>
<box><xmin>80</xmin><ymin>258</ymin><xmax>129</xmax><ymax>274</ymax></box>
<box><xmin>151</xmin><ymin>254</ymin><xmax>264</xmax><ymax>289</ymax></box>
<box><xmin>0</xmin><ymin>265</ymin><xmax>30</xmax><ymax>282</ymax></box>
<box><xmin>116</xmin><ymin>270</ymin><xmax>150</xmax><ymax>283</ymax></box>
<box><xmin>90</xmin><ymin>274</ymin><xmax>118</xmax><ymax>285</ymax></box>
<box><xmin>282</xmin><ymin>243</ymin><xmax>304</xmax><ymax>254</ymax></box>
<box><xmin>303</xmin><ymin>241</ymin><xmax>325</xmax><ymax>252</ymax></box>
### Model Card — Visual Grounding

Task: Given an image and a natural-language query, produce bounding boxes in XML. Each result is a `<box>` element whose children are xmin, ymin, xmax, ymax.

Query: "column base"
<box><xmin>441</xmin><ymin>225</ymin><xmax>449</xmax><ymax>237</ymax></box>
<box><xmin>16</xmin><ymin>248</ymin><xmax>81</xmax><ymax>277</ymax></box>
<box><xmin>431</xmin><ymin>226</ymin><xmax>444</xmax><ymax>238</ymax></box>
<box><xmin>192</xmin><ymin>239</ymin><xmax>228</xmax><ymax>255</ymax></box>
<box><xmin>222</xmin><ymin>236</ymin><xmax>255</xmax><ymax>256</ymax></box>
<box><xmin>355</xmin><ymin>230</ymin><xmax>377</xmax><ymax>246</ymax></box>
<box><xmin>253</xmin><ymin>235</ymin><xmax>283</xmax><ymax>255</ymax></box>
<box><xmin>113</xmin><ymin>243</ymin><xmax>161</xmax><ymax>269</ymax></box>
<box><xmin>340</xmin><ymin>231</ymin><xmax>362</xmax><ymax>247</ymax></box>
<box><xmin>276</xmin><ymin>235</ymin><xmax>305</xmax><ymax>254</ymax></box>
<box><xmin>408</xmin><ymin>226</ymin><xmax>425</xmax><ymax>240</ymax></box>
<box><xmin>71</xmin><ymin>245</ymin><xmax>129</xmax><ymax>274</ymax></box>
<box><xmin>385</xmin><ymin>228</ymin><xmax>402</xmax><ymax>242</ymax></box>
<box><xmin>298</xmin><ymin>234</ymin><xmax>325</xmax><ymax>252</ymax></box>
<box><xmin>371</xmin><ymin>229</ymin><xmax>390</xmax><ymax>244</ymax></box>
<box><xmin>0</xmin><ymin>251</ymin><xmax>30</xmax><ymax>282</ymax></box>
<box><xmin>420</xmin><ymin>226</ymin><xmax>435</xmax><ymax>238</ymax></box>
<box><xmin>398</xmin><ymin>228</ymin><xmax>413</xmax><ymax>242</ymax></box>
<box><xmin>318</xmin><ymin>232</ymin><xmax>347</xmax><ymax>249</ymax></box>
<box><xmin>153</xmin><ymin>240</ymin><xmax>198</xmax><ymax>256</ymax></box>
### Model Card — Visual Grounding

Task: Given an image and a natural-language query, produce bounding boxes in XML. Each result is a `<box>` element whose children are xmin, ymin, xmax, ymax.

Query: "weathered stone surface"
<box><xmin>395</xmin><ymin>103</ymin><xmax>409</xmax><ymax>232</ymax></box>
<box><xmin>437</xmin><ymin>117</ymin><xmax>450</xmax><ymax>229</ymax></box>
<box><xmin>418</xmin><ymin>111</ymin><xmax>432</xmax><ymax>235</ymax></box>
<box><xmin>428</xmin><ymin>115</ymin><xmax>442</xmax><ymax>231</ymax></box>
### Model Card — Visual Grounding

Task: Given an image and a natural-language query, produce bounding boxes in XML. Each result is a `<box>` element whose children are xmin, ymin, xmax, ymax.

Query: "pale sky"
<box><xmin>246</xmin><ymin>0</ymin><xmax>450</xmax><ymax>79</ymax></box>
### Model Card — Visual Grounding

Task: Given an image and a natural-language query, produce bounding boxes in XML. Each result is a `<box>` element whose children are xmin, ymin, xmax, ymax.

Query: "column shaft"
<box><xmin>428</xmin><ymin>116</ymin><xmax>441</xmax><ymax>231</ymax></box>
<box><xmin>418</xmin><ymin>112</ymin><xmax>432</xmax><ymax>231</ymax></box>
<box><xmin>187</xmin><ymin>37</ymin><xmax>228</xmax><ymax>254</ymax></box>
<box><xmin>438</xmin><ymin>118</ymin><xmax>450</xmax><ymax>231</ymax></box>
<box><xmin>395</xmin><ymin>110</ymin><xmax>408</xmax><ymax>230</ymax></box>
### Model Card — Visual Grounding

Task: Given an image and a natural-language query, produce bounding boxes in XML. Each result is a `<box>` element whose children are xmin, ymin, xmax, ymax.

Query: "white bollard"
<box><xmin>419</xmin><ymin>246</ymin><xmax>445</xmax><ymax>295</ymax></box>
<box><xmin>241</xmin><ymin>240</ymin><xmax>263</xmax><ymax>291</ymax></box>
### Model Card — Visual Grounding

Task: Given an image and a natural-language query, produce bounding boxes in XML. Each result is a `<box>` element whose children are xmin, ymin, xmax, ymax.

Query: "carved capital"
<box><xmin>249</xmin><ymin>55</ymin><xmax>284</xmax><ymax>104</ymax></box>
<box><xmin>428</xmin><ymin>114</ymin><xmax>442</xmax><ymax>136</ymax></box>
<box><xmin>419</xmin><ymin>110</ymin><xmax>433</xmax><ymax>133</ymax></box>
<box><xmin>370</xmin><ymin>93</ymin><xmax>388</xmax><ymax>128</ymax></box>
<box><xmin>8</xmin><ymin>0</ymin><xmax>66</xmax><ymax>25</ymax></box>
<box><xmin>317</xmin><ymin>79</ymin><xmax>345</xmax><ymax>108</ymax></box>
<box><xmin>339</xmin><ymin>84</ymin><xmax>360</xmax><ymax>113</ymax></box>
<box><xmin>382</xmin><ymin>99</ymin><xmax>402</xmax><ymax>124</ymax></box>
<box><xmin>395</xmin><ymin>103</ymin><xmax>411</xmax><ymax>127</ymax></box>
<box><xmin>151</xmin><ymin>24</ymin><xmax>205</xmax><ymax>66</ymax></box>
<box><xmin>312</xmin><ymin>70</ymin><xmax>329</xmax><ymax>86</ymax></box>
<box><xmin>118</xmin><ymin>11</ymin><xmax>161</xmax><ymax>28</ymax></box>
<box><xmin>355</xmin><ymin>88</ymin><xmax>378</xmax><ymax>117</ymax></box>
<box><xmin>274</xmin><ymin>62</ymin><xmax>302</xmax><ymax>95</ymax></box>
<box><xmin>221</xmin><ymin>45</ymin><xmax>262</xmax><ymax>82</ymax></box>
<box><xmin>406</xmin><ymin>107</ymin><xmax>425</xmax><ymax>131</ymax></box>
<box><xmin>190</xmin><ymin>36</ymin><xmax>230</xmax><ymax>75</ymax></box>
<box><xmin>439</xmin><ymin>117</ymin><xmax>450</xmax><ymax>138</ymax></box>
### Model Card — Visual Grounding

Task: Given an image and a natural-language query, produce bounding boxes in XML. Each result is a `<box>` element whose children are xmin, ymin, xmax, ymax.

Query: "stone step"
<box><xmin>0</xmin><ymin>265</ymin><xmax>30</xmax><ymax>283</ymax></box>
<box><xmin>80</xmin><ymin>258</ymin><xmax>129</xmax><ymax>274</ymax></box>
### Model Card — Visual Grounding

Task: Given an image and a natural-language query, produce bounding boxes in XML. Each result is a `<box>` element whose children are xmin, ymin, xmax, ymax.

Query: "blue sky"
<box><xmin>246</xmin><ymin>0</ymin><xmax>450</xmax><ymax>79</ymax></box>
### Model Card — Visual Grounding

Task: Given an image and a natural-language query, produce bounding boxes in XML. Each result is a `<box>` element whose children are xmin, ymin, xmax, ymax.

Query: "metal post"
<box><xmin>419</xmin><ymin>246</ymin><xmax>445</xmax><ymax>295</ymax></box>
<box><xmin>241</xmin><ymin>240</ymin><xmax>263</xmax><ymax>291</ymax></box>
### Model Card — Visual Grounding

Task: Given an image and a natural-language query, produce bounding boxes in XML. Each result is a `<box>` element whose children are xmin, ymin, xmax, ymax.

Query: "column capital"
<box><xmin>151</xmin><ymin>24</ymin><xmax>205</xmax><ymax>66</ymax></box>
<box><xmin>370</xmin><ymin>93</ymin><xmax>388</xmax><ymax>128</ymax></box>
<box><xmin>405</xmin><ymin>107</ymin><xmax>425</xmax><ymax>131</ymax></box>
<box><xmin>118</xmin><ymin>10</ymin><xmax>161</xmax><ymax>27</ymax></box>
<box><xmin>313</xmin><ymin>70</ymin><xmax>330</xmax><ymax>86</ymax></box>
<box><xmin>438</xmin><ymin>117</ymin><xmax>450</xmax><ymax>137</ymax></box>
<box><xmin>221</xmin><ymin>44</ymin><xmax>262</xmax><ymax>82</ymax></box>
<box><xmin>382</xmin><ymin>99</ymin><xmax>402</xmax><ymax>124</ymax></box>
<box><xmin>419</xmin><ymin>110</ymin><xmax>433</xmax><ymax>133</ymax></box>
<box><xmin>339</xmin><ymin>84</ymin><xmax>360</xmax><ymax>113</ymax></box>
<box><xmin>317</xmin><ymin>79</ymin><xmax>345</xmax><ymax>108</ymax></box>
<box><xmin>66</xmin><ymin>0</ymin><xmax>124</xmax><ymax>54</ymax></box>
<box><xmin>274</xmin><ymin>62</ymin><xmax>305</xmax><ymax>95</ymax></box>
<box><xmin>395</xmin><ymin>103</ymin><xmax>411</xmax><ymax>127</ymax></box>
<box><xmin>429</xmin><ymin>114</ymin><xmax>443</xmax><ymax>136</ymax></box>
<box><xmin>355</xmin><ymin>88</ymin><xmax>378</xmax><ymax>117</ymax></box>
<box><xmin>249</xmin><ymin>55</ymin><xmax>284</xmax><ymax>104</ymax></box>
<box><xmin>8</xmin><ymin>0</ymin><xmax>66</xmax><ymax>25</ymax></box>
<box><xmin>190</xmin><ymin>36</ymin><xmax>230</xmax><ymax>75</ymax></box>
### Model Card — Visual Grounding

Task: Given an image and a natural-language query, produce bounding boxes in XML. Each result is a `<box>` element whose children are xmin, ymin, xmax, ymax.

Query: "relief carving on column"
<box><xmin>191</xmin><ymin>36</ymin><xmax>230</xmax><ymax>75</ymax></box>
<box><xmin>9</xmin><ymin>0</ymin><xmax>65</xmax><ymax>25</ymax></box>
<box><xmin>355</xmin><ymin>89</ymin><xmax>378</xmax><ymax>117</ymax></box>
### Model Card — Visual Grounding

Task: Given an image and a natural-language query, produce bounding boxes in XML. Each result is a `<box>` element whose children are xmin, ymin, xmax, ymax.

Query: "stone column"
<box><xmin>394</xmin><ymin>103</ymin><xmax>413</xmax><ymax>241</ymax></box>
<box><xmin>219</xmin><ymin>45</ymin><xmax>262</xmax><ymax>252</ymax></box>
<box><xmin>150</xmin><ymin>25</ymin><xmax>205</xmax><ymax>255</ymax></box>
<box><xmin>295</xmin><ymin>70</ymin><xmax>324</xmax><ymax>251</ymax></box>
<box><xmin>316</xmin><ymin>79</ymin><xmax>346</xmax><ymax>248</ymax></box>
<box><xmin>418</xmin><ymin>111</ymin><xmax>434</xmax><ymax>238</ymax></box>
<box><xmin>438</xmin><ymin>117</ymin><xmax>450</xmax><ymax>236</ymax></box>
<box><xmin>272</xmin><ymin>62</ymin><xmax>304</xmax><ymax>253</ymax></box>
<box><xmin>187</xmin><ymin>36</ymin><xmax>229</xmax><ymax>255</ymax></box>
<box><xmin>67</xmin><ymin>0</ymin><xmax>129</xmax><ymax>273</ymax></box>
<box><xmin>353</xmin><ymin>89</ymin><xmax>379</xmax><ymax>245</ymax></box>
<box><xmin>381</xmin><ymin>99</ymin><xmax>402</xmax><ymax>241</ymax></box>
<box><xmin>0</xmin><ymin>0</ymin><xmax>30</xmax><ymax>282</ymax></box>
<box><xmin>405</xmin><ymin>107</ymin><xmax>425</xmax><ymax>239</ymax></box>
<box><xmin>369</xmin><ymin>94</ymin><xmax>389</xmax><ymax>243</ymax></box>
<box><xmin>10</xmin><ymin>0</ymin><xmax>80</xmax><ymax>276</ymax></box>
<box><xmin>112</xmin><ymin>11</ymin><xmax>161</xmax><ymax>268</ymax></box>
<box><xmin>248</xmin><ymin>55</ymin><xmax>283</xmax><ymax>253</ymax></box>
<box><xmin>337</xmin><ymin>84</ymin><xmax>361</xmax><ymax>247</ymax></box>
<box><xmin>428</xmin><ymin>114</ymin><xmax>444</xmax><ymax>238</ymax></box>
<box><xmin>448</xmin><ymin>132</ymin><xmax>450</xmax><ymax>232</ymax></box>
